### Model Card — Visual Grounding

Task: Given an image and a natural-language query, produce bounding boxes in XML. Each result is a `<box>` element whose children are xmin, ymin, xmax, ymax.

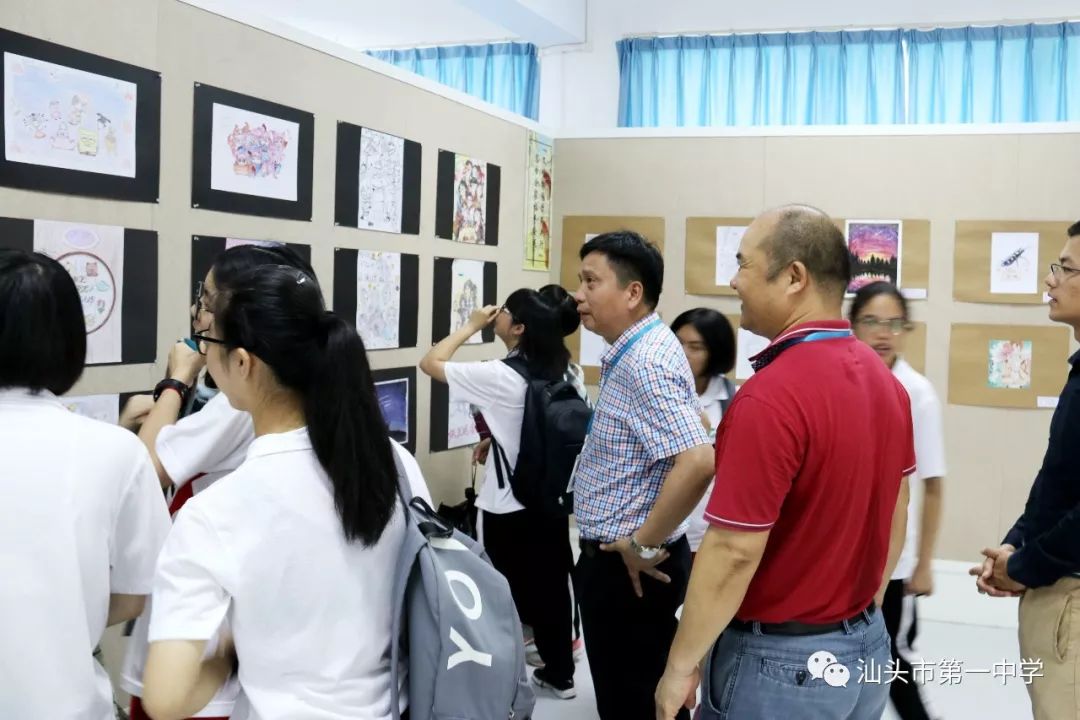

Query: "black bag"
<box><xmin>491</xmin><ymin>357</ymin><xmax>592</xmax><ymax>517</ymax></box>
<box><xmin>436</xmin><ymin>462</ymin><xmax>479</xmax><ymax>539</ymax></box>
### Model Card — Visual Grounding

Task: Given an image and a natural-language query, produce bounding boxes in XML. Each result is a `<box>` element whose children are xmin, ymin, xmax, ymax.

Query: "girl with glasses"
<box><xmin>850</xmin><ymin>281</ymin><xmax>946</xmax><ymax>720</ymax></box>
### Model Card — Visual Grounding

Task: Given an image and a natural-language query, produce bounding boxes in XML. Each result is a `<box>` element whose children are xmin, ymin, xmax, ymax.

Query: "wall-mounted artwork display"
<box><xmin>190</xmin><ymin>236</ymin><xmax>311</xmax><ymax>313</ymax></box>
<box><xmin>953</xmin><ymin>221</ymin><xmax>1070</xmax><ymax>304</ymax></box>
<box><xmin>191</xmin><ymin>83</ymin><xmax>313</xmax><ymax>220</ymax></box>
<box><xmin>948</xmin><ymin>323</ymin><xmax>1070</xmax><ymax>409</ymax></box>
<box><xmin>332</xmin><ymin>248</ymin><xmax>419</xmax><ymax>350</ymax></box>
<box><xmin>429</xmin><ymin>377</ymin><xmax>480</xmax><ymax>453</ymax></box>
<box><xmin>435</xmin><ymin>149</ymin><xmax>500</xmax><ymax>246</ymax></box>
<box><xmin>431</xmin><ymin>257</ymin><xmax>497</xmax><ymax>345</ymax></box>
<box><xmin>61</xmin><ymin>391</ymin><xmax>149</xmax><ymax>425</ymax></box>
<box><xmin>0</xmin><ymin>28</ymin><xmax>160</xmax><ymax>201</ymax></box>
<box><xmin>371</xmin><ymin>366</ymin><xmax>417</xmax><ymax>455</ymax></box>
<box><xmin>334</xmin><ymin>122</ymin><xmax>421</xmax><ymax>234</ymax></box>
<box><xmin>0</xmin><ymin>216</ymin><xmax>157</xmax><ymax>365</ymax></box>
<box><xmin>524</xmin><ymin>131</ymin><xmax>553</xmax><ymax>270</ymax></box>
<box><xmin>684</xmin><ymin>218</ymin><xmax>753</xmax><ymax>296</ymax></box>
<box><xmin>846</xmin><ymin>219</ymin><xmax>902</xmax><ymax>293</ymax></box>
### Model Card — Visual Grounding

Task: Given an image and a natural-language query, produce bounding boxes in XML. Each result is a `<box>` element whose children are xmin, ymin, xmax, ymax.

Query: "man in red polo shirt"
<box><xmin>656</xmin><ymin>205</ymin><xmax>915</xmax><ymax>720</ymax></box>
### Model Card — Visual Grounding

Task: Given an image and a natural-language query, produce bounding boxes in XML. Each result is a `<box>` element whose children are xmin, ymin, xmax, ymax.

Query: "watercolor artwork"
<box><xmin>846</xmin><ymin>220</ymin><xmax>902</xmax><ymax>293</ymax></box>
<box><xmin>209</xmin><ymin>102</ymin><xmax>299</xmax><ymax>201</ymax></box>
<box><xmin>987</xmin><ymin>339</ymin><xmax>1032</xmax><ymax>389</ymax></box>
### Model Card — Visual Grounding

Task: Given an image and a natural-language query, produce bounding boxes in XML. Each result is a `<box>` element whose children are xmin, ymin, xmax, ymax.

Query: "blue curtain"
<box><xmin>907</xmin><ymin>23</ymin><xmax>1080</xmax><ymax>123</ymax></box>
<box><xmin>367</xmin><ymin>42</ymin><xmax>540</xmax><ymax>120</ymax></box>
<box><xmin>617</xmin><ymin>31</ymin><xmax>905</xmax><ymax>127</ymax></box>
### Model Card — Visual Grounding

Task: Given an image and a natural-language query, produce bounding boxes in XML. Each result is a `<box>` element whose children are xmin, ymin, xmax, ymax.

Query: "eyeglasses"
<box><xmin>854</xmin><ymin>317</ymin><xmax>912</xmax><ymax>335</ymax></box>
<box><xmin>1050</xmin><ymin>263</ymin><xmax>1080</xmax><ymax>281</ymax></box>
<box><xmin>191</xmin><ymin>332</ymin><xmax>227</xmax><ymax>356</ymax></box>
<box><xmin>499</xmin><ymin>305</ymin><xmax>517</xmax><ymax>323</ymax></box>
<box><xmin>194</xmin><ymin>281</ymin><xmax>214</xmax><ymax>314</ymax></box>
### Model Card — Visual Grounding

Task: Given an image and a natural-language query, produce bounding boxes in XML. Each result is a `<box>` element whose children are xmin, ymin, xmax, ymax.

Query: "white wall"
<box><xmin>540</xmin><ymin>0</ymin><xmax>1080</xmax><ymax>129</ymax></box>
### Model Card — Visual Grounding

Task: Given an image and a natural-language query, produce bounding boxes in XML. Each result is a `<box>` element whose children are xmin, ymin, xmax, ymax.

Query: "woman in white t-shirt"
<box><xmin>669</xmin><ymin>308</ymin><xmax>737</xmax><ymax>559</ymax></box>
<box><xmin>420</xmin><ymin>287</ymin><xmax>582</xmax><ymax>700</ymax></box>
<box><xmin>142</xmin><ymin>264</ymin><xmax>422</xmax><ymax>720</ymax></box>
<box><xmin>851</xmin><ymin>281</ymin><xmax>946</xmax><ymax>720</ymax></box>
<box><xmin>122</xmin><ymin>243</ymin><xmax>317</xmax><ymax>720</ymax></box>
<box><xmin>0</xmin><ymin>250</ymin><xmax>171</xmax><ymax>720</ymax></box>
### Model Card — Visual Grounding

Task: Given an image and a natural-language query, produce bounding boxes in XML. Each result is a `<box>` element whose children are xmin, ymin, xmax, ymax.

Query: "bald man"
<box><xmin>655</xmin><ymin>206</ymin><xmax>915</xmax><ymax>720</ymax></box>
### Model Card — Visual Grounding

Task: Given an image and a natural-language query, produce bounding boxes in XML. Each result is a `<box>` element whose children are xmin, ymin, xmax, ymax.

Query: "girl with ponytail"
<box><xmin>142</xmin><ymin>265</ymin><xmax>427</xmax><ymax>720</ymax></box>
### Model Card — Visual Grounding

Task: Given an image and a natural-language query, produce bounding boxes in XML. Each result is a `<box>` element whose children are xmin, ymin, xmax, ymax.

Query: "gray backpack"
<box><xmin>390</xmin><ymin>461</ymin><xmax>535</xmax><ymax>720</ymax></box>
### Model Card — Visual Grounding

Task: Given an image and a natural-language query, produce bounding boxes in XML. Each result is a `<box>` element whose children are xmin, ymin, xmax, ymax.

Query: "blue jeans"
<box><xmin>700</xmin><ymin>608</ymin><xmax>892</xmax><ymax>720</ymax></box>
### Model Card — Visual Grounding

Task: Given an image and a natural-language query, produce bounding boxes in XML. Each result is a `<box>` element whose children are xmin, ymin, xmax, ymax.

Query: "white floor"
<box><xmin>532</xmin><ymin>620</ymin><xmax>1033</xmax><ymax>719</ymax></box>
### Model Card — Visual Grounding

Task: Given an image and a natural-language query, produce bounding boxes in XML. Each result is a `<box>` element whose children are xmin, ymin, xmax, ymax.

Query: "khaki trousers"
<box><xmin>1019</xmin><ymin>576</ymin><xmax>1080</xmax><ymax>720</ymax></box>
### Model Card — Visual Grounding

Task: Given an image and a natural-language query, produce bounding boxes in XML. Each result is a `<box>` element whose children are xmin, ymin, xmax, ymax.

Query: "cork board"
<box><xmin>561</xmin><ymin>215</ymin><xmax>666</xmax><ymax>385</ymax></box>
<box><xmin>686</xmin><ymin>217</ymin><xmax>930</xmax><ymax>297</ymax></box>
<box><xmin>948</xmin><ymin>324</ymin><xmax>1070</xmax><ymax>408</ymax></box>
<box><xmin>953</xmin><ymin>221</ymin><xmax>1069</xmax><ymax>304</ymax></box>
<box><xmin>686</xmin><ymin>217</ymin><xmax>754</xmax><ymax>296</ymax></box>
<box><xmin>724</xmin><ymin>314</ymin><xmax>927</xmax><ymax>379</ymax></box>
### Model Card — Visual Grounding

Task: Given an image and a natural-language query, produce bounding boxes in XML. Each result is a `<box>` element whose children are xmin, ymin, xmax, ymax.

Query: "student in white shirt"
<box><xmin>122</xmin><ymin>243</ymin><xmax>319</xmax><ymax>720</ymax></box>
<box><xmin>851</xmin><ymin>281</ymin><xmax>946</xmax><ymax>720</ymax></box>
<box><xmin>420</xmin><ymin>287</ymin><xmax>582</xmax><ymax>700</ymax></box>
<box><xmin>0</xmin><ymin>250</ymin><xmax>171</xmax><ymax>720</ymax></box>
<box><xmin>670</xmin><ymin>308</ymin><xmax>737</xmax><ymax>559</ymax></box>
<box><xmin>142</xmin><ymin>264</ymin><xmax>424</xmax><ymax>720</ymax></box>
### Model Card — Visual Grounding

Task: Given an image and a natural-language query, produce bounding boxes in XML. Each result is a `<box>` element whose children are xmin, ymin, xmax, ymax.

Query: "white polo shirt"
<box><xmin>891</xmin><ymin>358</ymin><xmax>947</xmax><ymax>580</ymax></box>
<box><xmin>0</xmin><ymin>389</ymin><xmax>170</xmax><ymax>720</ymax></box>
<box><xmin>148</xmin><ymin>428</ymin><xmax>430</xmax><ymax>720</ymax></box>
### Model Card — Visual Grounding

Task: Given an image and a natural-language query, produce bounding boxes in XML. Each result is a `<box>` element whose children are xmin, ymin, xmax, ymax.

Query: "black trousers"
<box><xmin>577</xmin><ymin>535</ymin><xmax>691</xmax><ymax>720</ymax></box>
<box><xmin>882</xmin><ymin>578</ymin><xmax>933</xmax><ymax>720</ymax></box>
<box><xmin>482</xmin><ymin>509</ymin><xmax>575</xmax><ymax>684</ymax></box>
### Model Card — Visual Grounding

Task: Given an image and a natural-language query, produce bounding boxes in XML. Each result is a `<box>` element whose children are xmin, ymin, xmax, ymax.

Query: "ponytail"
<box><xmin>306</xmin><ymin>314</ymin><xmax>398</xmax><ymax>545</ymax></box>
<box><xmin>213</xmin><ymin>266</ymin><xmax>398</xmax><ymax>545</ymax></box>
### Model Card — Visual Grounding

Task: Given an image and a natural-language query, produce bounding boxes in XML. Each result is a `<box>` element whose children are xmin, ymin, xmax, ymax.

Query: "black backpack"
<box><xmin>490</xmin><ymin>356</ymin><xmax>592</xmax><ymax>516</ymax></box>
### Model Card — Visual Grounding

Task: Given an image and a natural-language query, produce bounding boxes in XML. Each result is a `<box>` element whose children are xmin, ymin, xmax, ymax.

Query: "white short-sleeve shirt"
<box><xmin>686</xmin><ymin>375</ymin><xmax>733</xmax><ymax>551</ymax></box>
<box><xmin>148</xmin><ymin>428</ymin><xmax>429</xmax><ymax>720</ymax></box>
<box><xmin>0</xmin><ymin>389</ymin><xmax>170</xmax><ymax>720</ymax></box>
<box><xmin>891</xmin><ymin>358</ymin><xmax>947</xmax><ymax>580</ymax></box>
<box><xmin>444</xmin><ymin>360</ymin><xmax>528</xmax><ymax>514</ymax></box>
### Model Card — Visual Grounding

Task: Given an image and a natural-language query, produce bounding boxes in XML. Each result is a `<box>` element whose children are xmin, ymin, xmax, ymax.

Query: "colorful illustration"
<box><xmin>356</xmin><ymin>250</ymin><xmax>401</xmax><ymax>350</ymax></box>
<box><xmin>209</xmin><ymin>103</ymin><xmax>299</xmax><ymax>201</ymax></box>
<box><xmin>33</xmin><ymin>220</ymin><xmax>124</xmax><ymax>365</ymax></box>
<box><xmin>525</xmin><ymin>132</ymin><xmax>553</xmax><ymax>270</ymax></box>
<box><xmin>450</xmin><ymin>258</ymin><xmax>484</xmax><ymax>344</ymax></box>
<box><xmin>988</xmin><ymin>340</ymin><xmax>1032</xmax><ymax>389</ymax></box>
<box><xmin>4</xmin><ymin>53</ymin><xmax>137</xmax><ymax>177</ymax></box>
<box><xmin>845</xmin><ymin>220</ymin><xmax>902</xmax><ymax>293</ymax></box>
<box><xmin>453</xmin><ymin>154</ymin><xmax>487</xmax><ymax>244</ymax></box>
<box><xmin>990</xmin><ymin>232</ymin><xmax>1039</xmax><ymax>295</ymax></box>
<box><xmin>358</xmin><ymin>128</ymin><xmax>404</xmax><ymax>233</ymax></box>
<box><xmin>375</xmin><ymin>379</ymin><xmax>409</xmax><ymax>444</ymax></box>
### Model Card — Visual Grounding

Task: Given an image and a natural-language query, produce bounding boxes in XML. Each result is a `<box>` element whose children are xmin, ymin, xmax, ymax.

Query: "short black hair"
<box><xmin>763</xmin><ymin>206</ymin><xmax>851</xmax><ymax>300</ymax></box>
<box><xmin>670</xmin><ymin>308</ymin><xmax>737</xmax><ymax>376</ymax></box>
<box><xmin>0</xmin><ymin>249</ymin><xmax>86</xmax><ymax>395</ymax></box>
<box><xmin>579</xmin><ymin>231</ymin><xmax>664</xmax><ymax>308</ymax></box>
<box><xmin>849</xmin><ymin>281</ymin><xmax>909</xmax><ymax>322</ymax></box>
<box><xmin>1068</xmin><ymin>220</ymin><xmax>1080</xmax><ymax>238</ymax></box>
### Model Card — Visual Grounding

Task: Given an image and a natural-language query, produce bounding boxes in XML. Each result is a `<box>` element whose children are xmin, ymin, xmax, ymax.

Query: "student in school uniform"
<box><xmin>670</xmin><ymin>308</ymin><xmax>737</xmax><ymax>560</ymax></box>
<box><xmin>142</xmin><ymin>264</ymin><xmax>427</xmax><ymax>720</ymax></box>
<box><xmin>420</xmin><ymin>287</ymin><xmax>583</xmax><ymax>700</ymax></box>
<box><xmin>0</xmin><ymin>250</ymin><xmax>171</xmax><ymax>719</ymax></box>
<box><xmin>852</xmin><ymin>281</ymin><xmax>945</xmax><ymax>720</ymax></box>
<box><xmin>123</xmin><ymin>245</ymin><xmax>428</xmax><ymax>720</ymax></box>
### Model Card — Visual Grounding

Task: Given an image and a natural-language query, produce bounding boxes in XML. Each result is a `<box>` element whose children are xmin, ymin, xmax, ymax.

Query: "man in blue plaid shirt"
<box><xmin>571</xmin><ymin>231</ymin><xmax>714</xmax><ymax>720</ymax></box>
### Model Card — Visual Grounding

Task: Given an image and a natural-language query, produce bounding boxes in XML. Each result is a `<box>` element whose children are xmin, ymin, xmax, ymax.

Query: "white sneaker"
<box><xmin>532</xmin><ymin>668</ymin><xmax>577</xmax><ymax>699</ymax></box>
<box><xmin>525</xmin><ymin>637</ymin><xmax>584</xmax><ymax>668</ymax></box>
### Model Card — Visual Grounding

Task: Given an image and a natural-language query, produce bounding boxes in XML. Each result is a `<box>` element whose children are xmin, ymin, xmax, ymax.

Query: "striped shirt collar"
<box><xmin>750</xmin><ymin>319</ymin><xmax>852</xmax><ymax>367</ymax></box>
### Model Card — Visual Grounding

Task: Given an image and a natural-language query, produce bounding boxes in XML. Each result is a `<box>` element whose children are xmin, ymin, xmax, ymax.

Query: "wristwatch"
<box><xmin>630</xmin><ymin>535</ymin><xmax>664</xmax><ymax>561</ymax></box>
<box><xmin>154</xmin><ymin>378</ymin><xmax>191</xmax><ymax>404</ymax></box>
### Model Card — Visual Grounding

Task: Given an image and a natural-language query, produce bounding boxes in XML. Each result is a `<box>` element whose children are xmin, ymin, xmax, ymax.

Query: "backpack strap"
<box><xmin>491</xmin><ymin>436</ymin><xmax>513</xmax><ymax>489</ymax></box>
<box><xmin>501</xmin><ymin>355</ymin><xmax>530</xmax><ymax>381</ymax></box>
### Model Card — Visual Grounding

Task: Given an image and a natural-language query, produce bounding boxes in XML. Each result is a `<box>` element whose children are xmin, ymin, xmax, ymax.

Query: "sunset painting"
<box><xmin>845</xmin><ymin>220</ymin><xmax>902</xmax><ymax>294</ymax></box>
